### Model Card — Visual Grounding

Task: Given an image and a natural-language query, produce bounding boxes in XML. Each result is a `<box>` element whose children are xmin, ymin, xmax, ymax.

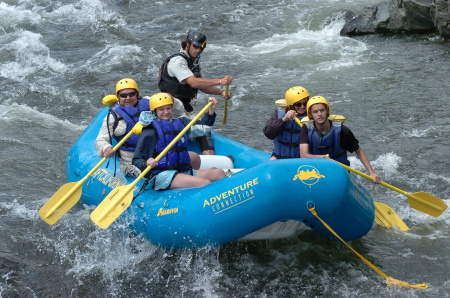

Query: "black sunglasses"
<box><xmin>119</xmin><ymin>91</ymin><xmax>137</xmax><ymax>98</ymax></box>
<box><xmin>293</xmin><ymin>101</ymin><xmax>307</xmax><ymax>107</ymax></box>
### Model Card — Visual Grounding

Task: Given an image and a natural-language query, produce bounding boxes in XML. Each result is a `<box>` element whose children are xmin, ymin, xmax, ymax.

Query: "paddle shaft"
<box><xmin>42</xmin><ymin>128</ymin><xmax>135</xmax><ymax>219</ymax></box>
<box><xmin>94</xmin><ymin>102</ymin><xmax>213</xmax><ymax>222</ymax></box>
<box><xmin>294</xmin><ymin>117</ymin><xmax>303</xmax><ymax>127</ymax></box>
<box><xmin>221</xmin><ymin>85</ymin><xmax>229</xmax><ymax>127</ymax></box>
<box><xmin>336</xmin><ymin>161</ymin><xmax>406</xmax><ymax>194</ymax></box>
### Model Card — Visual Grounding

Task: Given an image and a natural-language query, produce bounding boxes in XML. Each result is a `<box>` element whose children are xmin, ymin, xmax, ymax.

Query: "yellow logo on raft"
<box><xmin>92</xmin><ymin>168</ymin><xmax>137</xmax><ymax>191</ymax></box>
<box><xmin>293</xmin><ymin>165</ymin><xmax>325</xmax><ymax>186</ymax></box>
<box><xmin>156</xmin><ymin>207</ymin><xmax>179</xmax><ymax>217</ymax></box>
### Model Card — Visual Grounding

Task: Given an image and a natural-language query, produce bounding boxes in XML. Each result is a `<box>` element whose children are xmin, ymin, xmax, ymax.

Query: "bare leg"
<box><xmin>196</xmin><ymin>168</ymin><xmax>226</xmax><ymax>182</ymax></box>
<box><xmin>169</xmin><ymin>173</ymin><xmax>212</xmax><ymax>189</ymax></box>
<box><xmin>188</xmin><ymin>151</ymin><xmax>201</xmax><ymax>170</ymax></box>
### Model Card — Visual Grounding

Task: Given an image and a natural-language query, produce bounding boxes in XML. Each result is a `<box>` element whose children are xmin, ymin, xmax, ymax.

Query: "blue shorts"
<box><xmin>151</xmin><ymin>169</ymin><xmax>194</xmax><ymax>191</ymax></box>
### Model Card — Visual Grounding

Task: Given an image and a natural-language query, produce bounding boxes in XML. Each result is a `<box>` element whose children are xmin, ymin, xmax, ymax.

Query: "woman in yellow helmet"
<box><xmin>132</xmin><ymin>93</ymin><xmax>225</xmax><ymax>190</ymax></box>
<box><xmin>263</xmin><ymin>86</ymin><xmax>310</xmax><ymax>160</ymax></box>
<box><xmin>299</xmin><ymin>96</ymin><xmax>381</xmax><ymax>183</ymax></box>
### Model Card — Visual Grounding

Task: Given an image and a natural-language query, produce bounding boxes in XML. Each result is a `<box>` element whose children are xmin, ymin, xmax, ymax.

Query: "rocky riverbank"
<box><xmin>340</xmin><ymin>0</ymin><xmax>449</xmax><ymax>38</ymax></box>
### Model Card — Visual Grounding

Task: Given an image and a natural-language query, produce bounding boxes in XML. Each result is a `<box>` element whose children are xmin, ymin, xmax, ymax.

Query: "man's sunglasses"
<box><xmin>119</xmin><ymin>91</ymin><xmax>137</xmax><ymax>98</ymax></box>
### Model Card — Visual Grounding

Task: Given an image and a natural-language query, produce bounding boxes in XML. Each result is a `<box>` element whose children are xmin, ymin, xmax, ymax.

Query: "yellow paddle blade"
<box><xmin>406</xmin><ymin>192</ymin><xmax>448</xmax><ymax>217</ymax></box>
<box><xmin>374</xmin><ymin>202</ymin><xmax>409</xmax><ymax>231</ymax></box>
<box><xmin>38</xmin><ymin>182</ymin><xmax>82</xmax><ymax>225</ymax></box>
<box><xmin>90</xmin><ymin>185</ymin><xmax>134</xmax><ymax>229</ymax></box>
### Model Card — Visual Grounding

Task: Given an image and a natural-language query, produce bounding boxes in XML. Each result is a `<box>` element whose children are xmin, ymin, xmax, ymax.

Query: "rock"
<box><xmin>340</xmin><ymin>0</ymin><xmax>450</xmax><ymax>38</ymax></box>
<box><xmin>432</xmin><ymin>0</ymin><xmax>450</xmax><ymax>37</ymax></box>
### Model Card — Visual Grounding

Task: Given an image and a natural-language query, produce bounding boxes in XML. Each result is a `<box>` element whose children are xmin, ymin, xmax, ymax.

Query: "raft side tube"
<box><xmin>129</xmin><ymin>159</ymin><xmax>374</xmax><ymax>249</ymax></box>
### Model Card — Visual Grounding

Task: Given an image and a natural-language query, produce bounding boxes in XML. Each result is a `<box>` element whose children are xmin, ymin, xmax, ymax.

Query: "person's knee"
<box><xmin>211</xmin><ymin>169</ymin><xmax>226</xmax><ymax>181</ymax></box>
<box><xmin>189</xmin><ymin>151</ymin><xmax>201</xmax><ymax>170</ymax></box>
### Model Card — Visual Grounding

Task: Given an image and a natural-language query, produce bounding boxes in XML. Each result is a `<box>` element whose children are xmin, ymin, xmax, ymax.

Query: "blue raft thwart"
<box><xmin>66</xmin><ymin>108</ymin><xmax>375</xmax><ymax>249</ymax></box>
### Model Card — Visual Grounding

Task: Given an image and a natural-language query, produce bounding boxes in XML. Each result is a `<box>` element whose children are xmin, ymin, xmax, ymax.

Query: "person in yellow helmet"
<box><xmin>299</xmin><ymin>96</ymin><xmax>381</xmax><ymax>183</ymax></box>
<box><xmin>132</xmin><ymin>93</ymin><xmax>225</xmax><ymax>190</ymax></box>
<box><xmin>158</xmin><ymin>30</ymin><xmax>233</xmax><ymax>155</ymax></box>
<box><xmin>263</xmin><ymin>86</ymin><xmax>310</xmax><ymax>160</ymax></box>
<box><xmin>95</xmin><ymin>78</ymin><xmax>149</xmax><ymax>177</ymax></box>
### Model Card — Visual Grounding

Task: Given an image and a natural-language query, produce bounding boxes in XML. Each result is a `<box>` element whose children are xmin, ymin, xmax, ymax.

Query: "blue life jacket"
<box><xmin>305</xmin><ymin>121</ymin><xmax>350</xmax><ymax>165</ymax></box>
<box><xmin>109</xmin><ymin>98</ymin><xmax>150</xmax><ymax>152</ymax></box>
<box><xmin>149</xmin><ymin>118</ymin><xmax>192</xmax><ymax>175</ymax></box>
<box><xmin>157</xmin><ymin>52</ymin><xmax>201</xmax><ymax>112</ymax></box>
<box><xmin>272</xmin><ymin>110</ymin><xmax>305</xmax><ymax>158</ymax></box>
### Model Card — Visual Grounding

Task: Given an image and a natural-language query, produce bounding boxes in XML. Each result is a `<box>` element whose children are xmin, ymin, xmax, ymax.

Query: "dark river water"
<box><xmin>1</xmin><ymin>0</ymin><xmax>449</xmax><ymax>297</ymax></box>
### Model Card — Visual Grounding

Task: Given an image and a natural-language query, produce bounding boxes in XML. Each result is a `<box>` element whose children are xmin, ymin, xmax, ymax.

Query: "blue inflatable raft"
<box><xmin>66</xmin><ymin>108</ymin><xmax>375</xmax><ymax>249</ymax></box>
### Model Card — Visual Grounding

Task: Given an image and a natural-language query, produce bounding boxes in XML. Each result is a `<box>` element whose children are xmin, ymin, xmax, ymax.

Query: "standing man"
<box><xmin>299</xmin><ymin>96</ymin><xmax>381</xmax><ymax>183</ymax></box>
<box><xmin>158</xmin><ymin>30</ymin><xmax>233</xmax><ymax>155</ymax></box>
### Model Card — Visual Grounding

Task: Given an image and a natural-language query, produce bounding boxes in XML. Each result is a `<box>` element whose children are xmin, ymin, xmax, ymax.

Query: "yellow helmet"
<box><xmin>284</xmin><ymin>86</ymin><xmax>310</xmax><ymax>107</ymax></box>
<box><xmin>307</xmin><ymin>96</ymin><xmax>330</xmax><ymax>119</ymax></box>
<box><xmin>116</xmin><ymin>78</ymin><xmax>139</xmax><ymax>97</ymax></box>
<box><xmin>149</xmin><ymin>92</ymin><xmax>173</xmax><ymax>111</ymax></box>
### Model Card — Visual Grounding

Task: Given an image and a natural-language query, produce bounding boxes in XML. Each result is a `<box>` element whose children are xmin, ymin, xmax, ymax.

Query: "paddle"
<box><xmin>335</xmin><ymin>161</ymin><xmax>447</xmax><ymax>217</ymax></box>
<box><xmin>294</xmin><ymin>117</ymin><xmax>303</xmax><ymax>127</ymax></box>
<box><xmin>38</xmin><ymin>122</ymin><xmax>145</xmax><ymax>225</ymax></box>
<box><xmin>90</xmin><ymin>102</ymin><xmax>213</xmax><ymax>229</ymax></box>
<box><xmin>374</xmin><ymin>202</ymin><xmax>409</xmax><ymax>231</ymax></box>
<box><xmin>221</xmin><ymin>85</ymin><xmax>229</xmax><ymax>128</ymax></box>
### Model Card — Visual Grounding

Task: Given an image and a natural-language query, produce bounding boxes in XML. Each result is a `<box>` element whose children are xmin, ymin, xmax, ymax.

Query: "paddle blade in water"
<box><xmin>374</xmin><ymin>202</ymin><xmax>409</xmax><ymax>231</ymax></box>
<box><xmin>406</xmin><ymin>192</ymin><xmax>448</xmax><ymax>217</ymax></box>
<box><xmin>90</xmin><ymin>185</ymin><xmax>134</xmax><ymax>229</ymax></box>
<box><xmin>38</xmin><ymin>182</ymin><xmax>82</xmax><ymax>225</ymax></box>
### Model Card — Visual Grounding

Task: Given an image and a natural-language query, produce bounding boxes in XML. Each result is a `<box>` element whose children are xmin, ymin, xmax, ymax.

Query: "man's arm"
<box><xmin>168</xmin><ymin>56</ymin><xmax>232</xmax><ymax>97</ymax></box>
<box><xmin>355</xmin><ymin>147</ymin><xmax>381</xmax><ymax>183</ymax></box>
<box><xmin>95</xmin><ymin>116</ymin><xmax>125</xmax><ymax>158</ymax></box>
<box><xmin>185</xmin><ymin>76</ymin><xmax>232</xmax><ymax>98</ymax></box>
